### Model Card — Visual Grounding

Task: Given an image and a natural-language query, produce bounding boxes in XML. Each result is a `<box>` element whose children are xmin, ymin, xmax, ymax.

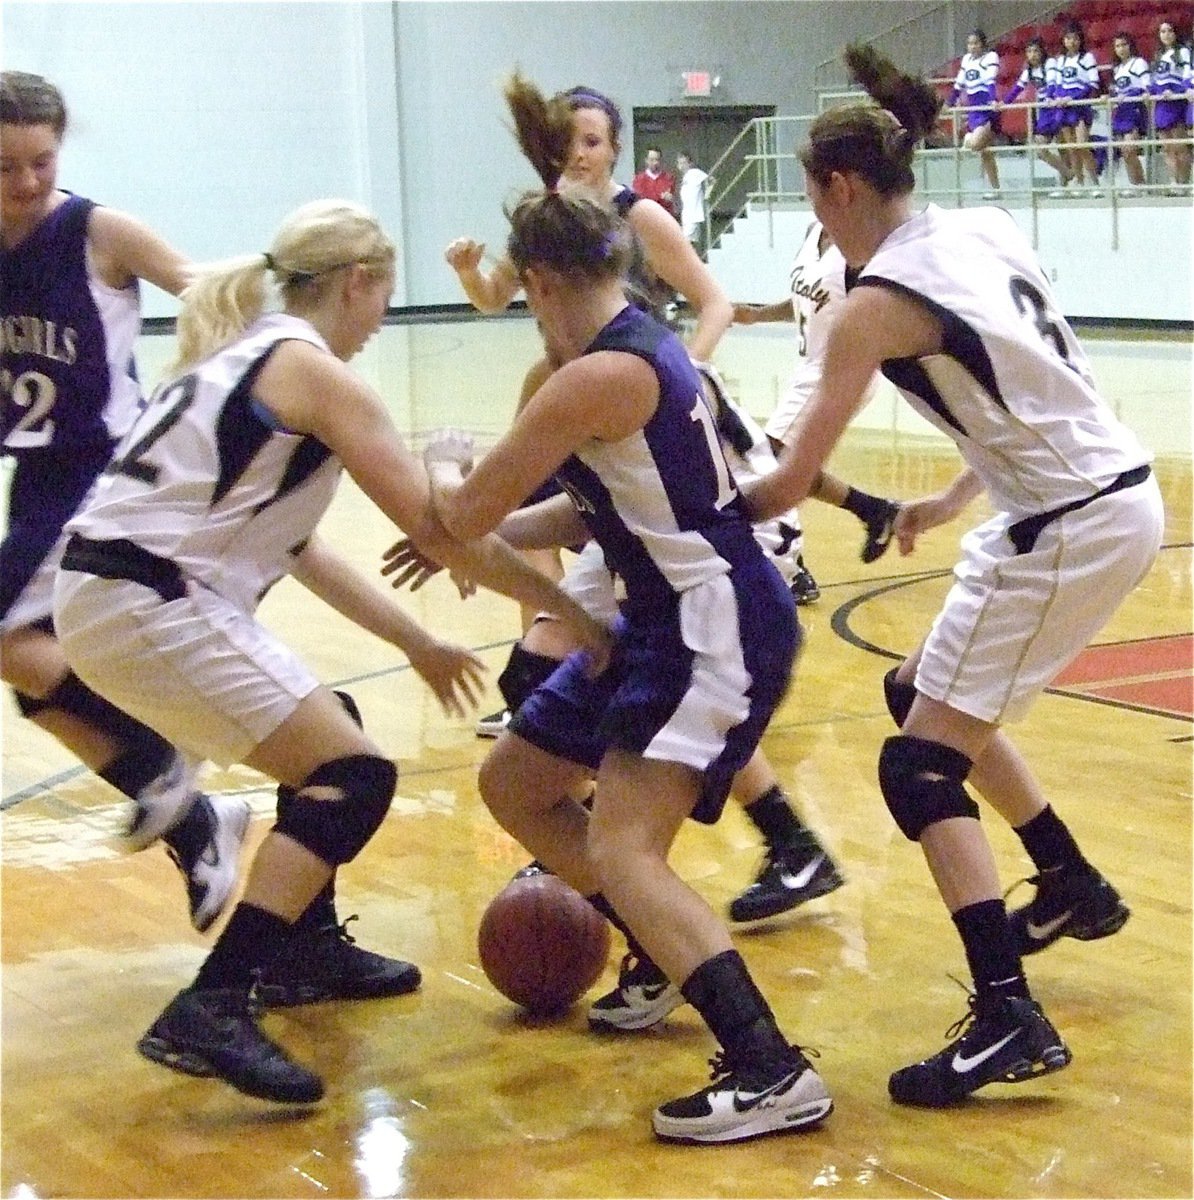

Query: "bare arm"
<box><xmin>443</xmin><ymin>238</ymin><xmax>522</xmax><ymax>314</ymax></box>
<box><xmin>87</xmin><ymin>207</ymin><xmax>191</xmax><ymax>295</ymax></box>
<box><xmin>743</xmin><ymin>285</ymin><xmax>943</xmax><ymax>521</ymax></box>
<box><xmin>251</xmin><ymin>342</ymin><xmax>608</xmax><ymax>656</ymax></box>
<box><xmin>629</xmin><ymin>198</ymin><xmax>733</xmax><ymax>362</ymax></box>
<box><xmin>496</xmin><ymin>491</ymin><xmax>590</xmax><ymax>550</ymax></box>
<box><xmin>733</xmin><ymin>300</ymin><xmax>795</xmax><ymax>325</ymax></box>
<box><xmin>431</xmin><ymin>351</ymin><xmax>658</xmax><ymax>542</ymax></box>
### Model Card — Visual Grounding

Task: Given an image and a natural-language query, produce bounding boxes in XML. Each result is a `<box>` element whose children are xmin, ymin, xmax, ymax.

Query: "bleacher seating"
<box><xmin>936</xmin><ymin>0</ymin><xmax>1192</xmax><ymax>145</ymax></box>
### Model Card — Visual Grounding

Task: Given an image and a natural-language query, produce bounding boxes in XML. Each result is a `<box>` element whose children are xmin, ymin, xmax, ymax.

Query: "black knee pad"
<box><xmin>273</xmin><ymin>754</ymin><xmax>397</xmax><ymax>866</ymax></box>
<box><xmin>497</xmin><ymin>643</ymin><xmax>563</xmax><ymax>712</ymax></box>
<box><xmin>883</xmin><ymin>667</ymin><xmax>917</xmax><ymax>727</ymax></box>
<box><xmin>878</xmin><ymin>735</ymin><xmax>977</xmax><ymax>842</ymax></box>
<box><xmin>13</xmin><ymin>672</ymin><xmax>176</xmax><ymax>798</ymax></box>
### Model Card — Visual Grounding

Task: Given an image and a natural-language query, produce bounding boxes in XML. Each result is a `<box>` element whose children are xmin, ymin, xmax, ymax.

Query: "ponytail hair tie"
<box><xmin>262</xmin><ymin>252</ymin><xmax>276</xmax><ymax>271</ymax></box>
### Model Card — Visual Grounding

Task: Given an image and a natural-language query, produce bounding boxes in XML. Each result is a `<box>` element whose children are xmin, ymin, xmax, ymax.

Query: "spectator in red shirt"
<box><xmin>632</xmin><ymin>146</ymin><xmax>676</xmax><ymax>217</ymax></box>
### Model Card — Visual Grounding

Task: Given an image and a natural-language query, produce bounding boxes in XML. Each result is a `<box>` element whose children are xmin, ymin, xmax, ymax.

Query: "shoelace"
<box><xmin>942</xmin><ymin>976</ymin><xmax>983</xmax><ymax>1042</ymax></box>
<box><xmin>703</xmin><ymin>1042</ymin><xmax>819</xmax><ymax>1083</ymax></box>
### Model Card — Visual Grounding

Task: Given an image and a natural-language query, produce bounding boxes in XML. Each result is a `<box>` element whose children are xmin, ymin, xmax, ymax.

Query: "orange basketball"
<box><xmin>478</xmin><ymin>872</ymin><xmax>611</xmax><ymax>1015</ymax></box>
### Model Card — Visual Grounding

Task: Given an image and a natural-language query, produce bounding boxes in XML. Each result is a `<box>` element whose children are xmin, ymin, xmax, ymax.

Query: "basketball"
<box><xmin>478</xmin><ymin>872</ymin><xmax>611</xmax><ymax>1015</ymax></box>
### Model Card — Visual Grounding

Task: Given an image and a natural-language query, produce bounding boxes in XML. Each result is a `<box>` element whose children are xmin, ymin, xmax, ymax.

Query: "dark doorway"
<box><xmin>631</xmin><ymin>104</ymin><xmax>776</xmax><ymax>243</ymax></box>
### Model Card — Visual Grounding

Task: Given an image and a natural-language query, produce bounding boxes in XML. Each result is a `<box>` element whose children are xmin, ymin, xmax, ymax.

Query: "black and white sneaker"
<box><xmin>861</xmin><ymin>500</ymin><xmax>900</xmax><ymax>564</ymax></box>
<box><xmin>256</xmin><ymin>915</ymin><xmax>422</xmax><ymax>1008</ymax></box>
<box><xmin>588</xmin><ymin>952</ymin><xmax>683</xmax><ymax>1031</ymax></box>
<box><xmin>729</xmin><ymin>845</ymin><xmax>845</xmax><ymax>923</ymax></box>
<box><xmin>653</xmin><ymin>1046</ymin><xmax>833</xmax><ymax>1144</ymax></box>
<box><xmin>888</xmin><ymin>992</ymin><xmax>1071</xmax><ymax>1107</ymax></box>
<box><xmin>475</xmin><ymin>708</ymin><xmax>512</xmax><ymax>738</ymax></box>
<box><xmin>1007</xmin><ymin>865</ymin><xmax>1130</xmax><ymax>956</ymax></box>
<box><xmin>126</xmin><ymin>751</ymin><xmax>199</xmax><ymax>851</ymax></box>
<box><xmin>137</xmin><ymin>986</ymin><xmax>324</xmax><ymax>1104</ymax></box>
<box><xmin>166</xmin><ymin>795</ymin><xmax>251</xmax><ymax>933</ymax></box>
<box><xmin>789</xmin><ymin>559</ymin><xmax>820</xmax><ymax>606</ymax></box>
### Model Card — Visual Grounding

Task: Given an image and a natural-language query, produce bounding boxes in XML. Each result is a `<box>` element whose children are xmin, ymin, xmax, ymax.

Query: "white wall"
<box><xmin>708</xmin><ymin>199</ymin><xmax>1193</xmax><ymax>322</ymax></box>
<box><xmin>4</xmin><ymin>1</ymin><xmax>404</xmax><ymax>317</ymax></box>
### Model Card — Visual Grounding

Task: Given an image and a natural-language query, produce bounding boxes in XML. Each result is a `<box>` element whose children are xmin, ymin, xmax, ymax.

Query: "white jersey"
<box><xmin>766</xmin><ymin>220</ymin><xmax>877</xmax><ymax>444</ymax></box>
<box><xmin>858</xmin><ymin>205</ymin><xmax>1150</xmax><ymax>520</ymax></box>
<box><xmin>65</xmin><ymin>313</ymin><xmax>341</xmax><ymax>614</ymax></box>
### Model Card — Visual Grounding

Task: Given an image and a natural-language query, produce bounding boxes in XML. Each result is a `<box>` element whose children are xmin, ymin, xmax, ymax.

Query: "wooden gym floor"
<box><xmin>2</xmin><ymin>317</ymin><xmax>1191</xmax><ymax>1199</ymax></box>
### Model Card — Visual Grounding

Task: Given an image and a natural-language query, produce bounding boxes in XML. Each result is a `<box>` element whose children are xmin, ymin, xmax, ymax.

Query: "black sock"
<box><xmin>277</xmin><ymin>784</ymin><xmax>338</xmax><ymax>929</ymax></box>
<box><xmin>951</xmin><ymin>899</ymin><xmax>1030</xmax><ymax>1010</ymax></box>
<box><xmin>585</xmin><ymin>893</ymin><xmax>665</xmax><ymax>981</ymax></box>
<box><xmin>193</xmin><ymin>902</ymin><xmax>292</xmax><ymax>992</ymax></box>
<box><xmin>1014</xmin><ymin>805</ymin><xmax>1089</xmax><ymax>876</ymax></box>
<box><xmin>742</xmin><ymin>785</ymin><xmax>813</xmax><ymax>851</ymax></box>
<box><xmin>840</xmin><ymin>487</ymin><xmax>890</xmax><ymax>526</ymax></box>
<box><xmin>161</xmin><ymin>796</ymin><xmax>214</xmax><ymax>867</ymax></box>
<box><xmin>680</xmin><ymin>949</ymin><xmax>792</xmax><ymax>1064</ymax></box>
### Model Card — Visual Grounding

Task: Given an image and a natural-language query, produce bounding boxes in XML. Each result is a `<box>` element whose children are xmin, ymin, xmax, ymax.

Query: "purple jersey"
<box><xmin>2</xmin><ymin>193</ymin><xmax>141</xmax><ymax>459</ymax></box>
<box><xmin>1</xmin><ymin>193</ymin><xmax>142</xmax><ymax>624</ymax></box>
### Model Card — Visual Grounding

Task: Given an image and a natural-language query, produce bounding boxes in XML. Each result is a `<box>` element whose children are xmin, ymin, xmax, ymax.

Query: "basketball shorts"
<box><xmin>1</xmin><ymin>445</ymin><xmax>109</xmax><ymax>633</ymax></box>
<box><xmin>916</xmin><ymin>470</ymin><xmax>1163</xmax><ymax>724</ymax></box>
<box><xmin>510</xmin><ymin>565</ymin><xmax>799</xmax><ymax>824</ymax></box>
<box><xmin>54</xmin><ymin>569</ymin><xmax>318</xmax><ymax>766</ymax></box>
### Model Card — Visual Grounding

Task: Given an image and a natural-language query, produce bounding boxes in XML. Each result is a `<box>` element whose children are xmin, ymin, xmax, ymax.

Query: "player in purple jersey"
<box><xmin>446</xmin><ymin>78</ymin><xmax>738</xmax><ymax>735</ymax></box>
<box><xmin>413</xmin><ymin>74</ymin><xmax>834</xmax><ymax>1146</ymax></box>
<box><xmin>747</xmin><ymin>44</ymin><xmax>1161</xmax><ymax>1109</ymax></box>
<box><xmin>0</xmin><ymin>70</ymin><xmax>247</xmax><ymax>932</ymax></box>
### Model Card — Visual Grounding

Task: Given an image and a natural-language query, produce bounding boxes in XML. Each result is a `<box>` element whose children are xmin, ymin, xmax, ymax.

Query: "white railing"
<box><xmin>705</xmin><ymin>96</ymin><xmax>1192</xmax><ymax>257</ymax></box>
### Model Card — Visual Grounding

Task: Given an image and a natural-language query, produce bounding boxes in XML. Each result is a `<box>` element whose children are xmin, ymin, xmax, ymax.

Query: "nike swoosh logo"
<box><xmin>732</xmin><ymin>1070</ymin><xmax>798</xmax><ymax>1112</ymax></box>
<box><xmin>952</xmin><ymin>1028</ymin><xmax>1020</xmax><ymax>1073</ymax></box>
<box><xmin>1026</xmin><ymin>911</ymin><xmax>1073</xmax><ymax>941</ymax></box>
<box><xmin>779</xmin><ymin>856</ymin><xmax>824</xmax><ymax>891</ymax></box>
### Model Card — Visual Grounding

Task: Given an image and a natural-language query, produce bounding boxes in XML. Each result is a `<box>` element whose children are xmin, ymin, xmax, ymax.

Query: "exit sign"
<box><xmin>682</xmin><ymin>70</ymin><xmax>713</xmax><ymax>97</ymax></box>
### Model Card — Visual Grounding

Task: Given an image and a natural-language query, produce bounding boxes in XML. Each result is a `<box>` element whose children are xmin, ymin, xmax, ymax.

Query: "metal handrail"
<box><xmin>707</xmin><ymin>95</ymin><xmax>1193</xmax><ymax>257</ymax></box>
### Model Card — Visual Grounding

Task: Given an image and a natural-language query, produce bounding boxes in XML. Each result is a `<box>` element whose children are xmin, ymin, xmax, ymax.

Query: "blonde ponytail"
<box><xmin>169</xmin><ymin>199</ymin><xmax>395</xmax><ymax>375</ymax></box>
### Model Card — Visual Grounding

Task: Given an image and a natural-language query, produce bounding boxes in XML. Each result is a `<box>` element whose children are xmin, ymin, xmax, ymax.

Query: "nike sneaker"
<box><xmin>137</xmin><ymin>986</ymin><xmax>324</xmax><ymax>1104</ymax></box>
<box><xmin>1007</xmin><ymin>865</ymin><xmax>1130</xmax><ymax>956</ymax></box>
<box><xmin>166</xmin><ymin>794</ymin><xmax>251</xmax><ymax>933</ymax></box>
<box><xmin>588</xmin><ymin>952</ymin><xmax>684</xmax><ymax>1031</ymax></box>
<box><xmin>729</xmin><ymin>845</ymin><xmax>844</xmax><ymax>923</ymax></box>
<box><xmin>653</xmin><ymin>1046</ymin><xmax>833</xmax><ymax>1144</ymax></box>
<box><xmin>861</xmin><ymin>500</ymin><xmax>901</xmax><ymax>564</ymax></box>
<box><xmin>127</xmin><ymin>751</ymin><xmax>200</xmax><ymax>851</ymax></box>
<box><xmin>789</xmin><ymin>558</ymin><xmax>820</xmax><ymax>606</ymax></box>
<box><xmin>888</xmin><ymin>992</ymin><xmax>1071</xmax><ymax>1107</ymax></box>
<box><xmin>256</xmin><ymin>915</ymin><xmax>422</xmax><ymax>1008</ymax></box>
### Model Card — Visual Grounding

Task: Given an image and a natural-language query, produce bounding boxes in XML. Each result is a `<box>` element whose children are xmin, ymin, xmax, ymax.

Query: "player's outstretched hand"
<box><xmin>408</xmin><ymin>637</ymin><xmax>488</xmax><ymax>719</ymax></box>
<box><xmin>382</xmin><ymin>538</ymin><xmax>442</xmax><ymax>592</ymax></box>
